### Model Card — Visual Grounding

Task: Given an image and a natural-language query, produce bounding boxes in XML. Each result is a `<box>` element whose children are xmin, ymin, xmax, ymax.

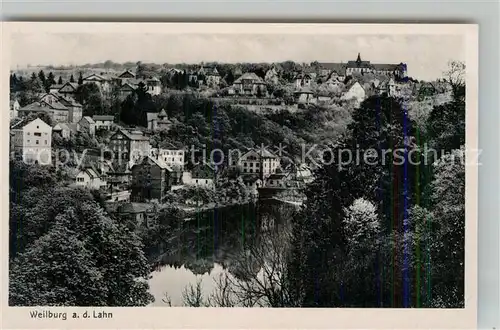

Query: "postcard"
<box><xmin>1</xmin><ymin>22</ymin><xmax>478</xmax><ymax>329</ymax></box>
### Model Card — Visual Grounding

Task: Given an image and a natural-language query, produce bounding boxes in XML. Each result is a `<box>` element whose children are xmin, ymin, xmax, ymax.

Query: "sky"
<box><xmin>10</xmin><ymin>33</ymin><xmax>465</xmax><ymax>81</ymax></box>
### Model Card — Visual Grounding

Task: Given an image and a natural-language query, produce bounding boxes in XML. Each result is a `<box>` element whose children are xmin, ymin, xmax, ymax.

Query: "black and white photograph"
<box><xmin>3</xmin><ymin>22</ymin><xmax>478</xmax><ymax>327</ymax></box>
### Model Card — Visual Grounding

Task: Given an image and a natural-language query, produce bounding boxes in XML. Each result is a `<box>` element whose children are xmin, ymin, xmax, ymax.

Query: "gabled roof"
<box><xmin>294</xmin><ymin>72</ymin><xmax>313</xmax><ymax>80</ymax></box>
<box><xmin>59</xmin><ymin>82</ymin><xmax>80</xmax><ymax>91</ymax></box>
<box><xmin>40</xmin><ymin>100</ymin><xmax>68</xmax><ymax>111</ymax></box>
<box><xmin>10</xmin><ymin>118</ymin><xmax>25</xmax><ymax>129</ymax></box>
<box><xmin>49</xmin><ymin>84</ymin><xmax>64</xmax><ymax>90</ymax></box>
<box><xmin>158</xmin><ymin>109</ymin><xmax>167</xmax><ymax>118</ymax></box>
<box><xmin>83</xmin><ymin>73</ymin><xmax>108</xmax><ymax>81</ymax></box>
<box><xmin>18</xmin><ymin>102</ymin><xmax>51</xmax><ymax>113</ymax></box>
<box><xmin>81</xmin><ymin>116</ymin><xmax>95</xmax><ymax>124</ymax></box>
<box><xmin>233</xmin><ymin>72</ymin><xmax>265</xmax><ymax>84</ymax></box>
<box><xmin>118</xmin><ymin>69</ymin><xmax>136</xmax><ymax>78</ymax></box>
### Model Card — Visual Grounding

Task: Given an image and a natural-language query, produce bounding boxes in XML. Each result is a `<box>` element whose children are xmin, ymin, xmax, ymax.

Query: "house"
<box><xmin>294</xmin><ymin>72</ymin><xmax>313</xmax><ymax>89</ymax></box>
<box><xmin>93</xmin><ymin>115</ymin><xmax>114</xmax><ymax>130</ymax></box>
<box><xmin>53</xmin><ymin>123</ymin><xmax>71</xmax><ymax>139</ymax></box>
<box><xmin>264</xmin><ymin>66</ymin><xmax>280</xmax><ymax>84</ymax></box>
<box><xmin>130</xmin><ymin>156</ymin><xmax>172</xmax><ymax>202</ymax></box>
<box><xmin>18</xmin><ymin>101</ymin><xmax>70</xmax><ymax>123</ymax></box>
<box><xmin>146</xmin><ymin>109</ymin><xmax>172</xmax><ymax>131</ymax></box>
<box><xmin>82</xmin><ymin>73</ymin><xmax>112</xmax><ymax>93</ymax></box>
<box><xmin>341</xmin><ymin>81</ymin><xmax>366</xmax><ymax>107</ymax></box>
<box><xmin>144</xmin><ymin>76</ymin><xmax>162</xmax><ymax>95</ymax></box>
<box><xmin>109</xmin><ymin>129</ymin><xmax>151</xmax><ymax>163</ymax></box>
<box><xmin>48</xmin><ymin>84</ymin><xmax>64</xmax><ymax>94</ymax></box>
<box><xmin>187</xmin><ymin>70</ymin><xmax>199</xmax><ymax>85</ymax></box>
<box><xmin>105</xmin><ymin>188</ymin><xmax>131</xmax><ymax>203</ymax></box>
<box><xmin>232</xmin><ymin>147</ymin><xmax>280</xmax><ymax>179</ymax></box>
<box><xmin>344</xmin><ymin>53</ymin><xmax>408</xmax><ymax>79</ymax></box>
<box><xmin>57</xmin><ymin>82</ymin><xmax>80</xmax><ymax>100</ymax></box>
<box><xmin>198</xmin><ymin>66</ymin><xmax>221</xmax><ymax>87</ymax></box>
<box><xmin>107</xmin><ymin>161</ymin><xmax>132</xmax><ymax>185</ymax></box>
<box><xmin>117</xmin><ymin>69</ymin><xmax>136</xmax><ymax>85</ymax></box>
<box><xmin>294</xmin><ymin>87</ymin><xmax>316</xmax><ymax>105</ymax></box>
<box><xmin>39</xmin><ymin>93</ymin><xmax>83</xmax><ymax>123</ymax></box>
<box><xmin>116</xmin><ymin>202</ymin><xmax>157</xmax><ymax>228</ymax></box>
<box><xmin>189</xmin><ymin>163</ymin><xmax>215</xmax><ymax>188</ymax></box>
<box><xmin>264</xmin><ymin>168</ymin><xmax>290</xmax><ymax>188</ymax></box>
<box><xmin>157</xmin><ymin>146</ymin><xmax>185</xmax><ymax>171</ymax></box>
<box><xmin>10</xmin><ymin>118</ymin><xmax>52</xmax><ymax>165</ymax></box>
<box><xmin>77</xmin><ymin>116</ymin><xmax>96</xmax><ymax>136</ymax></box>
<box><xmin>119</xmin><ymin>83</ymin><xmax>137</xmax><ymax>99</ymax></box>
<box><xmin>10</xmin><ymin>99</ymin><xmax>20</xmax><ymax>119</ymax></box>
<box><xmin>231</xmin><ymin>72</ymin><xmax>267</xmax><ymax>96</ymax></box>
<box><xmin>75</xmin><ymin>167</ymin><xmax>107</xmax><ymax>190</ymax></box>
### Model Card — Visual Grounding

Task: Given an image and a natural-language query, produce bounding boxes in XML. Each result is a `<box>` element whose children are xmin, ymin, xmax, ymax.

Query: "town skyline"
<box><xmin>11</xmin><ymin>33</ymin><xmax>464</xmax><ymax>81</ymax></box>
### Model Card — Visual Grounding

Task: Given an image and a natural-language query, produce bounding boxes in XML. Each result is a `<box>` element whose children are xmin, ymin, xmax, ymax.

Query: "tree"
<box><xmin>443</xmin><ymin>60</ymin><xmax>465</xmax><ymax>100</ymax></box>
<box><xmin>69</xmin><ymin>74</ymin><xmax>75</xmax><ymax>83</ymax></box>
<box><xmin>77</xmin><ymin>72</ymin><xmax>83</xmax><ymax>85</ymax></box>
<box><xmin>46</xmin><ymin>71</ymin><xmax>56</xmax><ymax>90</ymax></box>
<box><xmin>37</xmin><ymin>70</ymin><xmax>46</xmax><ymax>91</ymax></box>
<box><xmin>76</xmin><ymin>83</ymin><xmax>103</xmax><ymax>116</ymax></box>
<box><xmin>57</xmin><ymin>76</ymin><xmax>63</xmax><ymax>84</ymax></box>
<box><xmin>9</xmin><ymin>187</ymin><xmax>154</xmax><ymax>306</ymax></box>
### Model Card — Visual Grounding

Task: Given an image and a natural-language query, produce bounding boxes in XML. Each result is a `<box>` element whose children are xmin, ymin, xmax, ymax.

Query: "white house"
<box><xmin>82</xmin><ymin>73</ymin><xmax>112</xmax><ymax>93</ymax></box>
<box><xmin>231</xmin><ymin>147</ymin><xmax>280</xmax><ymax>179</ymax></box>
<box><xmin>10</xmin><ymin>118</ymin><xmax>52</xmax><ymax>165</ymax></box>
<box><xmin>93</xmin><ymin>115</ymin><xmax>114</xmax><ymax>130</ymax></box>
<box><xmin>75</xmin><ymin>168</ymin><xmax>107</xmax><ymax>190</ymax></box>
<box><xmin>183</xmin><ymin>164</ymin><xmax>215</xmax><ymax>188</ymax></box>
<box><xmin>341</xmin><ymin>81</ymin><xmax>366</xmax><ymax>107</ymax></box>
<box><xmin>145</xmin><ymin>77</ymin><xmax>162</xmax><ymax>96</ymax></box>
<box><xmin>157</xmin><ymin>148</ymin><xmax>185</xmax><ymax>170</ymax></box>
<box><xmin>77</xmin><ymin>116</ymin><xmax>96</xmax><ymax>137</ymax></box>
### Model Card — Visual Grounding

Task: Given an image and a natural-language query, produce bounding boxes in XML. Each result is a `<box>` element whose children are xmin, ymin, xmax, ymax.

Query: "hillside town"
<box><xmin>9</xmin><ymin>53</ymin><xmax>455</xmax><ymax>225</ymax></box>
<box><xmin>9</xmin><ymin>47</ymin><xmax>464</xmax><ymax>310</ymax></box>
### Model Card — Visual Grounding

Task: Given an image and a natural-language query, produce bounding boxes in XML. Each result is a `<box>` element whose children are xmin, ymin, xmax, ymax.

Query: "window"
<box><xmin>250</xmin><ymin>163</ymin><xmax>254</xmax><ymax>167</ymax></box>
<box><xmin>44</xmin><ymin>140</ymin><xmax>47</xmax><ymax>145</ymax></box>
<box><xmin>35</xmin><ymin>140</ymin><xmax>39</xmax><ymax>145</ymax></box>
<box><xmin>249</xmin><ymin>169</ymin><xmax>253</xmax><ymax>173</ymax></box>
<box><xmin>244</xmin><ymin>162</ymin><xmax>248</xmax><ymax>167</ymax></box>
<box><xmin>35</xmin><ymin>132</ymin><xmax>41</xmax><ymax>137</ymax></box>
<box><xmin>27</xmin><ymin>140</ymin><xmax>30</xmax><ymax>143</ymax></box>
<box><xmin>27</xmin><ymin>132</ymin><xmax>30</xmax><ymax>135</ymax></box>
<box><xmin>195</xmin><ymin>179</ymin><xmax>198</xmax><ymax>183</ymax></box>
<box><xmin>243</xmin><ymin>169</ymin><xmax>247</xmax><ymax>173</ymax></box>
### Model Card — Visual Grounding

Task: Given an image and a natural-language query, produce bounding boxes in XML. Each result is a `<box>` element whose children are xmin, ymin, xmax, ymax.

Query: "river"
<box><xmin>147</xmin><ymin>200</ymin><xmax>297</xmax><ymax>307</ymax></box>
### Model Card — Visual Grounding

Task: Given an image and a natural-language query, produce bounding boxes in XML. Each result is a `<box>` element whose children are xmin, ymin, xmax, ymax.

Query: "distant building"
<box><xmin>130</xmin><ymin>156</ymin><xmax>171</xmax><ymax>202</ymax></box>
<box><xmin>231</xmin><ymin>72</ymin><xmax>267</xmax><ymax>96</ymax></box>
<box><xmin>157</xmin><ymin>146</ymin><xmax>185</xmax><ymax>171</ymax></box>
<box><xmin>77</xmin><ymin>116</ymin><xmax>96</xmax><ymax>137</ymax></box>
<box><xmin>294</xmin><ymin>72</ymin><xmax>314</xmax><ymax>89</ymax></box>
<box><xmin>109</xmin><ymin>129</ymin><xmax>150</xmax><ymax>163</ymax></box>
<box><xmin>75</xmin><ymin>167</ymin><xmax>107</xmax><ymax>190</ymax></box>
<box><xmin>232</xmin><ymin>147</ymin><xmax>280</xmax><ymax>180</ymax></box>
<box><xmin>57</xmin><ymin>82</ymin><xmax>80</xmax><ymax>100</ymax></box>
<box><xmin>198</xmin><ymin>66</ymin><xmax>221</xmax><ymax>87</ymax></box>
<box><xmin>316</xmin><ymin>54</ymin><xmax>407</xmax><ymax>79</ymax></box>
<box><xmin>146</xmin><ymin>109</ymin><xmax>172</xmax><ymax>131</ymax></box>
<box><xmin>48</xmin><ymin>84</ymin><xmax>64</xmax><ymax>94</ymax></box>
<box><xmin>10</xmin><ymin>99</ymin><xmax>20</xmax><ymax>119</ymax></box>
<box><xmin>52</xmin><ymin>123</ymin><xmax>75</xmax><ymax>139</ymax></box>
<box><xmin>117</xmin><ymin>69</ymin><xmax>136</xmax><ymax>85</ymax></box>
<box><xmin>145</xmin><ymin>76</ymin><xmax>162</xmax><ymax>95</ymax></box>
<box><xmin>341</xmin><ymin>81</ymin><xmax>366</xmax><ymax>107</ymax></box>
<box><xmin>294</xmin><ymin>87</ymin><xmax>316</xmax><ymax>105</ymax></box>
<box><xmin>264</xmin><ymin>66</ymin><xmax>280</xmax><ymax>84</ymax></box>
<box><xmin>265</xmin><ymin>168</ymin><xmax>290</xmax><ymax>188</ymax></box>
<box><xmin>182</xmin><ymin>164</ymin><xmax>215</xmax><ymax>188</ymax></box>
<box><xmin>82</xmin><ymin>73</ymin><xmax>112</xmax><ymax>93</ymax></box>
<box><xmin>93</xmin><ymin>115</ymin><xmax>114</xmax><ymax>130</ymax></box>
<box><xmin>116</xmin><ymin>202</ymin><xmax>157</xmax><ymax>228</ymax></box>
<box><xmin>10</xmin><ymin>118</ymin><xmax>52</xmax><ymax>165</ymax></box>
<box><xmin>39</xmin><ymin>92</ymin><xmax>83</xmax><ymax>123</ymax></box>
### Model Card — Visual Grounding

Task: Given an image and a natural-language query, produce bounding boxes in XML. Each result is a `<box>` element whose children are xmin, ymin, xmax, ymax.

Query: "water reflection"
<box><xmin>148</xmin><ymin>200</ymin><xmax>296</xmax><ymax>307</ymax></box>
